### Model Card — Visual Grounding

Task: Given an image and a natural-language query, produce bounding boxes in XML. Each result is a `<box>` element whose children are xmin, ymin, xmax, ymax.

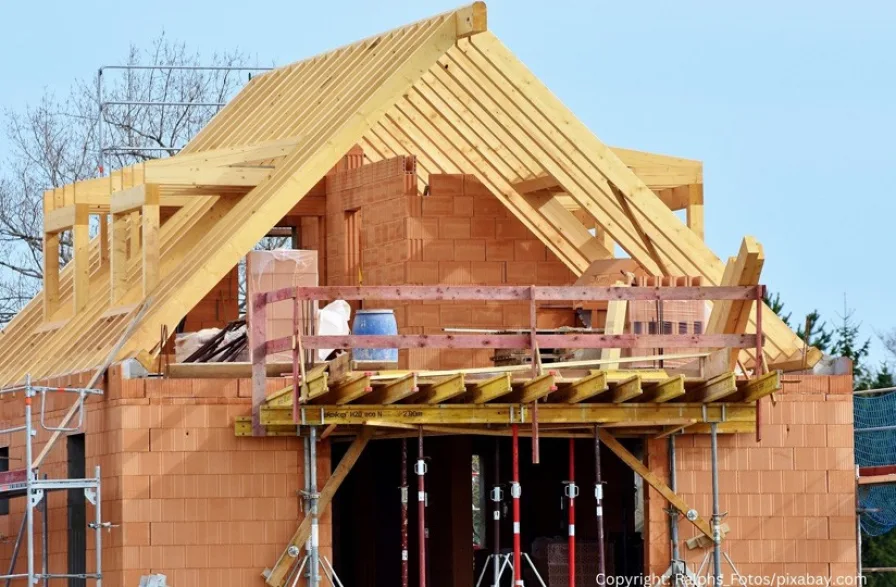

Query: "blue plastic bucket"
<box><xmin>352</xmin><ymin>309</ymin><xmax>399</xmax><ymax>363</ymax></box>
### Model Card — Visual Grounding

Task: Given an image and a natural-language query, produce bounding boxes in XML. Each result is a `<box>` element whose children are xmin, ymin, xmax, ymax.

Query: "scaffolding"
<box><xmin>96</xmin><ymin>64</ymin><xmax>274</xmax><ymax>174</ymax></box>
<box><xmin>0</xmin><ymin>376</ymin><xmax>105</xmax><ymax>585</ymax></box>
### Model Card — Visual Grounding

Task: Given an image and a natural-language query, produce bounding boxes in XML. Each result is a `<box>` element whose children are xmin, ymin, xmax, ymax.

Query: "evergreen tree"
<box><xmin>859</xmin><ymin>363</ymin><xmax>895</xmax><ymax>391</ymax></box>
<box><xmin>863</xmin><ymin>532</ymin><xmax>896</xmax><ymax>587</ymax></box>
<box><xmin>763</xmin><ymin>291</ymin><xmax>832</xmax><ymax>352</ymax></box>
<box><xmin>798</xmin><ymin>310</ymin><xmax>834</xmax><ymax>353</ymax></box>
<box><xmin>763</xmin><ymin>291</ymin><xmax>792</xmax><ymax>327</ymax></box>
<box><xmin>831</xmin><ymin>296</ymin><xmax>872</xmax><ymax>384</ymax></box>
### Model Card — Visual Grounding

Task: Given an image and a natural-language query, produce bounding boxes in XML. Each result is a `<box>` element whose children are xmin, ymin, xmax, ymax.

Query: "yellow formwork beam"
<box><xmin>262</xmin><ymin>402</ymin><xmax>756</xmax><ymax>427</ymax></box>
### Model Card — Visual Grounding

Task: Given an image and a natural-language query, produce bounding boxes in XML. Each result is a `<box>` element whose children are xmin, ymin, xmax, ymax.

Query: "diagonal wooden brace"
<box><xmin>265</xmin><ymin>426</ymin><xmax>373</xmax><ymax>587</ymax></box>
<box><xmin>598</xmin><ymin>429</ymin><xmax>713</xmax><ymax>540</ymax></box>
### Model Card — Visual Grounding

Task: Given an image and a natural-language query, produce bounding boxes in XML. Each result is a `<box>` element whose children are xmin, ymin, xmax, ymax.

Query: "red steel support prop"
<box><xmin>567</xmin><ymin>438</ymin><xmax>577</xmax><ymax>587</ymax></box>
<box><xmin>417</xmin><ymin>427</ymin><xmax>427</xmax><ymax>587</ymax></box>
<box><xmin>493</xmin><ymin>440</ymin><xmax>502</xmax><ymax>587</ymax></box>
<box><xmin>401</xmin><ymin>439</ymin><xmax>409</xmax><ymax>587</ymax></box>
<box><xmin>292</xmin><ymin>294</ymin><xmax>300</xmax><ymax>422</ymax></box>
<box><xmin>511</xmin><ymin>424</ymin><xmax>523</xmax><ymax>586</ymax></box>
<box><xmin>529</xmin><ymin>287</ymin><xmax>540</xmax><ymax>465</ymax></box>
<box><xmin>594</xmin><ymin>425</ymin><xmax>606</xmax><ymax>587</ymax></box>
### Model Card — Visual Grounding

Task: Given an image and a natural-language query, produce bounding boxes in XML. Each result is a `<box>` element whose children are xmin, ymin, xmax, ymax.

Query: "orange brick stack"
<box><xmin>0</xmin><ymin>371</ymin><xmax>331</xmax><ymax>587</ymax></box>
<box><xmin>644</xmin><ymin>374</ymin><xmax>856</xmax><ymax>580</ymax></box>
<box><xmin>627</xmin><ymin>275</ymin><xmax>706</xmax><ymax>369</ymax></box>
<box><xmin>246</xmin><ymin>250</ymin><xmax>319</xmax><ymax>362</ymax></box>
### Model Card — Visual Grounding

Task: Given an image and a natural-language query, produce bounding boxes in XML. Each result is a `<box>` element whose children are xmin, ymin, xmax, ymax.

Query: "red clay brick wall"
<box><xmin>182</xmin><ymin>266</ymin><xmax>240</xmax><ymax>331</ymax></box>
<box><xmin>324</xmin><ymin>155</ymin><xmax>417</xmax><ymax>288</ymax></box>
<box><xmin>302</xmin><ymin>154</ymin><xmax>578</xmax><ymax>370</ymax></box>
<box><xmin>0</xmin><ymin>371</ymin><xmax>330</xmax><ymax>587</ymax></box>
<box><xmin>401</xmin><ymin>173</ymin><xmax>576</xmax><ymax>370</ymax></box>
<box><xmin>0</xmin><ymin>373</ymin><xmax>108</xmax><ymax>581</ymax></box>
<box><xmin>644</xmin><ymin>374</ymin><xmax>856</xmax><ymax>580</ymax></box>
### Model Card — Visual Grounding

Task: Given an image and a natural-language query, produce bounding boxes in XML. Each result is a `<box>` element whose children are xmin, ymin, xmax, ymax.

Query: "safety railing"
<box><xmin>248</xmin><ymin>285</ymin><xmax>766</xmax><ymax>433</ymax></box>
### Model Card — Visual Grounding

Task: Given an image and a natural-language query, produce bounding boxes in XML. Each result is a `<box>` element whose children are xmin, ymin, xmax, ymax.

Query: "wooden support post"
<box><xmin>72</xmin><ymin>203</ymin><xmax>90</xmax><ymax>313</ymax></box>
<box><xmin>265</xmin><ymin>427</ymin><xmax>373</xmax><ymax>587</ymax></box>
<box><xmin>597</xmin><ymin>429</ymin><xmax>713</xmax><ymax>540</ymax></box>
<box><xmin>110</xmin><ymin>212</ymin><xmax>129</xmax><ymax>304</ymax></box>
<box><xmin>42</xmin><ymin>231</ymin><xmax>60</xmax><ymax>320</ymax></box>
<box><xmin>141</xmin><ymin>184</ymin><xmax>160</xmax><ymax>295</ymax></box>
<box><xmin>707</xmin><ymin>237</ymin><xmax>764</xmax><ymax>370</ymax></box>
<box><xmin>128</xmin><ymin>210</ymin><xmax>140</xmax><ymax>259</ymax></box>
<box><xmin>601</xmin><ymin>283</ymin><xmax>628</xmax><ymax>370</ymax></box>
<box><xmin>594</xmin><ymin>225</ymin><xmax>614</xmax><ymax>254</ymax></box>
<box><xmin>251</xmin><ymin>293</ymin><xmax>268</xmax><ymax>436</ymax></box>
<box><xmin>686</xmin><ymin>184</ymin><xmax>704</xmax><ymax>241</ymax></box>
<box><xmin>99</xmin><ymin>213</ymin><xmax>109</xmax><ymax>265</ymax></box>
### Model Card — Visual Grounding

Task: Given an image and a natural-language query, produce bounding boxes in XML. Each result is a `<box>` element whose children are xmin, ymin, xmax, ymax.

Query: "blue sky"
<box><xmin>1</xmin><ymin>0</ymin><xmax>894</xmax><ymax>364</ymax></box>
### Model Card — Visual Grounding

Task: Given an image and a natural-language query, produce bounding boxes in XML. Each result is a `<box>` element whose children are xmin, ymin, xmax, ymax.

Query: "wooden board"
<box><xmin>598</xmin><ymin>429</ymin><xmax>713</xmax><ymax>539</ymax></box>
<box><xmin>600</xmin><ymin>282</ymin><xmax>628</xmax><ymax>369</ymax></box>
<box><xmin>265</xmin><ymin>427</ymin><xmax>372</xmax><ymax>587</ymax></box>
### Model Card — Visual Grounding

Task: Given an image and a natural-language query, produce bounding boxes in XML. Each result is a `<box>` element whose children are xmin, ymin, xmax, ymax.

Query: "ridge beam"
<box><xmin>455</xmin><ymin>1</ymin><xmax>487</xmax><ymax>38</ymax></box>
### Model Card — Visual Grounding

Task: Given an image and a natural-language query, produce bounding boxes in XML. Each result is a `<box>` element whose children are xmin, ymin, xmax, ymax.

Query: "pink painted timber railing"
<box><xmin>248</xmin><ymin>285</ymin><xmax>766</xmax><ymax>435</ymax></box>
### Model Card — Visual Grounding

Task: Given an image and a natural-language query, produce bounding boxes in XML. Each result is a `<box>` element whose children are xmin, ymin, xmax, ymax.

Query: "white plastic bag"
<box><xmin>316</xmin><ymin>300</ymin><xmax>352</xmax><ymax>361</ymax></box>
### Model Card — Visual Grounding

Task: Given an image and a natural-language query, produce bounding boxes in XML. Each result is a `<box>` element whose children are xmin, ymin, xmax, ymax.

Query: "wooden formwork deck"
<box><xmin>235</xmin><ymin>362</ymin><xmax>780</xmax><ymax>438</ymax></box>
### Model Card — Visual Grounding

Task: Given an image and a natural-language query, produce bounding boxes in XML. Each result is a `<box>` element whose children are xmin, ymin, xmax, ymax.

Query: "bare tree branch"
<box><xmin>0</xmin><ymin>33</ymin><xmax>255</xmax><ymax>325</ymax></box>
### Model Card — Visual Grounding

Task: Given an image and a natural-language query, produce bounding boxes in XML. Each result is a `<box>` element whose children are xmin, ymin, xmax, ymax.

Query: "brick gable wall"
<box><xmin>314</xmin><ymin>165</ymin><xmax>576</xmax><ymax>370</ymax></box>
<box><xmin>0</xmin><ymin>370</ymin><xmax>329</xmax><ymax>587</ymax></box>
<box><xmin>644</xmin><ymin>374</ymin><xmax>856</xmax><ymax>580</ymax></box>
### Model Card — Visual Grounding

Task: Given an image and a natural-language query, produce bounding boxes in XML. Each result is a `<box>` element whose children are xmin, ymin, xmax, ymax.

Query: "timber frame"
<box><xmin>0</xmin><ymin>2</ymin><xmax>823</xmax><ymax>389</ymax></box>
<box><xmin>0</xmin><ymin>6</ymin><xmax>839</xmax><ymax>587</ymax></box>
<box><xmin>0</xmin><ymin>2</ymin><xmax>820</xmax><ymax>384</ymax></box>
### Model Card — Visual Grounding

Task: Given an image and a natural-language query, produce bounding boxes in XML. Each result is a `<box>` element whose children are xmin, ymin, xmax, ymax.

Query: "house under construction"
<box><xmin>0</xmin><ymin>3</ymin><xmax>859</xmax><ymax>586</ymax></box>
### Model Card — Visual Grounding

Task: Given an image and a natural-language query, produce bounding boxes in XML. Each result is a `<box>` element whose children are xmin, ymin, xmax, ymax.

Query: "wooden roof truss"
<box><xmin>0</xmin><ymin>2</ymin><xmax>819</xmax><ymax>387</ymax></box>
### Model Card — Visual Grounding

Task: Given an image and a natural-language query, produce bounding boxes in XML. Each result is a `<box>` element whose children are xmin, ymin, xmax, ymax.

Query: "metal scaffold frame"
<box><xmin>0</xmin><ymin>376</ymin><xmax>105</xmax><ymax>585</ymax></box>
<box><xmin>96</xmin><ymin>64</ymin><xmax>274</xmax><ymax>174</ymax></box>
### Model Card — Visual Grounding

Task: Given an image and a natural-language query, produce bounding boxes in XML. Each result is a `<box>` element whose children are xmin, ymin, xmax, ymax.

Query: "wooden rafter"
<box><xmin>2</xmin><ymin>1</ymin><xmax>818</xmax><ymax>385</ymax></box>
<box><xmin>461</xmin><ymin>32</ymin><xmax>810</xmax><ymax>367</ymax></box>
